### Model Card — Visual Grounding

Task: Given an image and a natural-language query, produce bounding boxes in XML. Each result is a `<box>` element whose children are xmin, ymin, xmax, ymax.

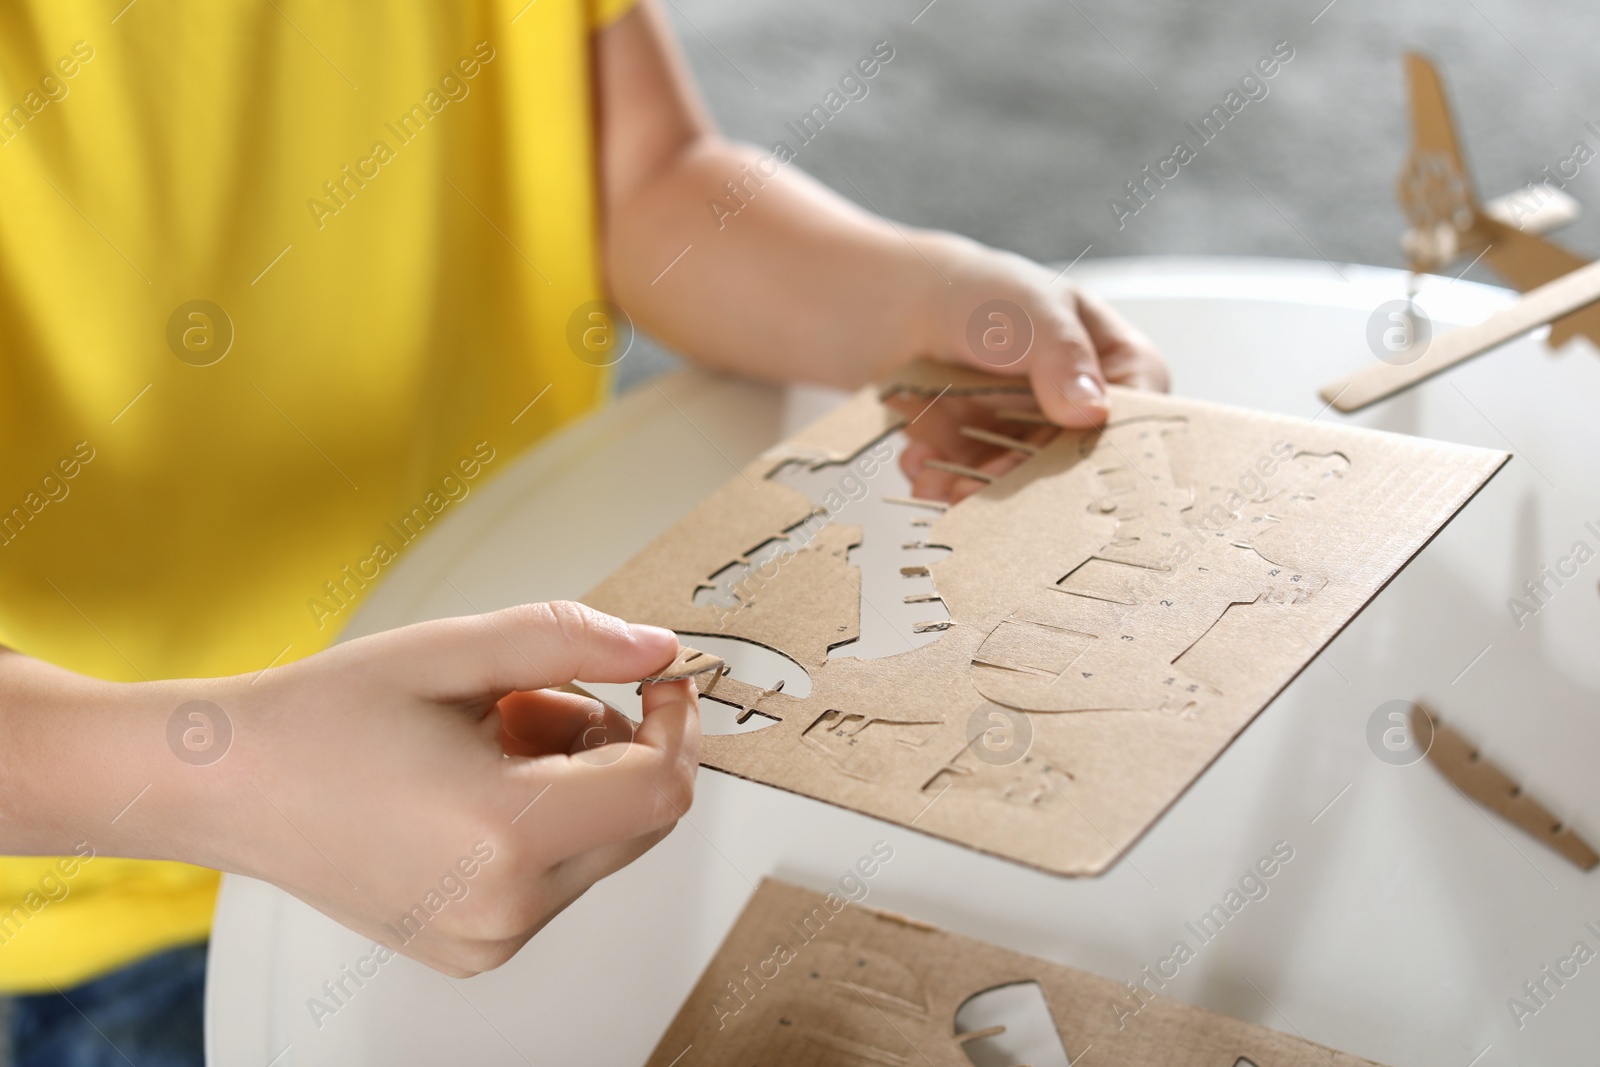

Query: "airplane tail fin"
<box><xmin>1399</xmin><ymin>52</ymin><xmax>1486</xmax><ymax>270</ymax></box>
<box><xmin>1401</xmin><ymin>54</ymin><xmax>1600</xmax><ymax>350</ymax></box>
<box><xmin>1403</xmin><ymin>52</ymin><xmax>1475</xmax><ymax>188</ymax></box>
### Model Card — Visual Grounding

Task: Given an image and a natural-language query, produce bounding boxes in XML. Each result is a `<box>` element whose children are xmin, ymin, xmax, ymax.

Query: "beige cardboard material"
<box><xmin>644</xmin><ymin>878</ymin><xmax>1391</xmax><ymax>1067</ymax></box>
<box><xmin>1321</xmin><ymin>258</ymin><xmax>1600</xmax><ymax>412</ymax></box>
<box><xmin>646</xmin><ymin>646</ymin><xmax>726</xmax><ymax>683</ymax></box>
<box><xmin>1398</xmin><ymin>52</ymin><xmax>1596</xmax><ymax>321</ymax></box>
<box><xmin>1415</xmin><ymin>703</ymin><xmax>1599</xmax><ymax>871</ymax></box>
<box><xmin>1328</xmin><ymin>52</ymin><xmax>1600</xmax><ymax>412</ymax></box>
<box><xmin>584</xmin><ymin>363</ymin><xmax>1507</xmax><ymax>875</ymax></box>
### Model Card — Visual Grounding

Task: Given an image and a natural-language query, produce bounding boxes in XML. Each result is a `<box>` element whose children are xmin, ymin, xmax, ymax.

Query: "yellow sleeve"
<box><xmin>590</xmin><ymin>0</ymin><xmax>639</xmax><ymax>28</ymax></box>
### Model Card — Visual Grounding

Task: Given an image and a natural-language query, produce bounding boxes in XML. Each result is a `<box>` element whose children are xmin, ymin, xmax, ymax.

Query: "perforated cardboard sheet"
<box><xmin>583</xmin><ymin>364</ymin><xmax>1507</xmax><ymax>875</ymax></box>
<box><xmin>643</xmin><ymin>878</ymin><xmax>1390</xmax><ymax>1066</ymax></box>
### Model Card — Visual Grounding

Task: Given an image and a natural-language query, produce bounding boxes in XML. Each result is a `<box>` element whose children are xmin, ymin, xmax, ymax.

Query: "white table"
<box><xmin>205</xmin><ymin>257</ymin><xmax>1600</xmax><ymax>1067</ymax></box>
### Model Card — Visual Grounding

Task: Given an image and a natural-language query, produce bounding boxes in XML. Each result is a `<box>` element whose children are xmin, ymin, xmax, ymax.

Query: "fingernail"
<box><xmin>630</xmin><ymin>623</ymin><xmax>677</xmax><ymax>645</ymax></box>
<box><xmin>1062</xmin><ymin>373</ymin><xmax>1107</xmax><ymax>411</ymax></box>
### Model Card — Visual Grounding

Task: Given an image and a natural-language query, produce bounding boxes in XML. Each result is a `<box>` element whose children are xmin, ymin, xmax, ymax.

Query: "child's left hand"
<box><xmin>893</xmin><ymin>237</ymin><xmax>1170</xmax><ymax>502</ymax></box>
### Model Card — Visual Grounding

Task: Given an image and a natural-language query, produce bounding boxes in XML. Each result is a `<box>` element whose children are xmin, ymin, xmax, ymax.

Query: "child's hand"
<box><xmin>10</xmin><ymin>602</ymin><xmax>699</xmax><ymax>977</ymax></box>
<box><xmin>216</xmin><ymin>602</ymin><xmax>697</xmax><ymax>975</ymax></box>
<box><xmin>895</xmin><ymin>237</ymin><xmax>1169</xmax><ymax>502</ymax></box>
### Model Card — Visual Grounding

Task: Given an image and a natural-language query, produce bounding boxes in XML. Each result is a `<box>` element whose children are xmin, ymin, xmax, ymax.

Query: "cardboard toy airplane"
<box><xmin>583</xmin><ymin>362</ymin><xmax>1506</xmax><ymax>875</ymax></box>
<box><xmin>1319</xmin><ymin>52</ymin><xmax>1600</xmax><ymax>412</ymax></box>
<box><xmin>645</xmin><ymin>879</ymin><xmax>1392</xmax><ymax>1066</ymax></box>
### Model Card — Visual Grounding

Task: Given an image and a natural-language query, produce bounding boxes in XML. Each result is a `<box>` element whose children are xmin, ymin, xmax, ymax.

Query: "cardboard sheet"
<box><xmin>584</xmin><ymin>364</ymin><xmax>1507</xmax><ymax>875</ymax></box>
<box><xmin>644</xmin><ymin>879</ymin><xmax>1390</xmax><ymax>1066</ymax></box>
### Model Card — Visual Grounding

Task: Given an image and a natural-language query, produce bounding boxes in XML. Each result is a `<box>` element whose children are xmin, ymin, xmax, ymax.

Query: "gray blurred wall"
<box><xmin>619</xmin><ymin>0</ymin><xmax>1600</xmax><ymax>390</ymax></box>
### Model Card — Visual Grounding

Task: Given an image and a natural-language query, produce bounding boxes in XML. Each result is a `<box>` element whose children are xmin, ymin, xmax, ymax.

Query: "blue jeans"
<box><xmin>2</xmin><ymin>943</ymin><xmax>207</xmax><ymax>1067</ymax></box>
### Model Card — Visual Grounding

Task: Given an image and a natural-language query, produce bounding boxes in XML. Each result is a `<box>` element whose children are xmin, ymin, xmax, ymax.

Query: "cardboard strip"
<box><xmin>959</xmin><ymin>425</ymin><xmax>1040</xmax><ymax>454</ymax></box>
<box><xmin>1319</xmin><ymin>258</ymin><xmax>1600</xmax><ymax>412</ymax></box>
<box><xmin>585</xmin><ymin>363</ymin><xmax>1507</xmax><ymax>875</ymax></box>
<box><xmin>643</xmin><ymin>646</ymin><xmax>726</xmax><ymax>684</ymax></box>
<box><xmin>923</xmin><ymin>459</ymin><xmax>996</xmax><ymax>484</ymax></box>
<box><xmin>884</xmin><ymin>495</ymin><xmax>947</xmax><ymax>511</ymax></box>
<box><xmin>1415</xmin><ymin>703</ymin><xmax>1599</xmax><ymax>871</ymax></box>
<box><xmin>645</xmin><ymin>879</ymin><xmax>1391</xmax><ymax>1067</ymax></box>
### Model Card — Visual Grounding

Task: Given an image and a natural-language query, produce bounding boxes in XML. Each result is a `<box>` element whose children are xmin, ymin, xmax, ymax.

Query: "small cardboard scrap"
<box><xmin>644</xmin><ymin>879</ymin><xmax>1390</xmax><ymax>1067</ymax></box>
<box><xmin>645</xmin><ymin>646</ymin><xmax>726</xmax><ymax>684</ymax></box>
<box><xmin>1320</xmin><ymin>258</ymin><xmax>1600</xmax><ymax>412</ymax></box>
<box><xmin>1414</xmin><ymin>703</ymin><xmax>1599</xmax><ymax>871</ymax></box>
<box><xmin>584</xmin><ymin>363</ymin><xmax>1507</xmax><ymax>875</ymax></box>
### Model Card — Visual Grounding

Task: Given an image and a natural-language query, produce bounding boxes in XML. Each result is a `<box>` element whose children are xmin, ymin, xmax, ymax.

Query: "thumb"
<box><xmin>955</xmin><ymin>294</ymin><xmax>1109</xmax><ymax>429</ymax></box>
<box><xmin>1026</xmin><ymin>318</ymin><xmax>1109</xmax><ymax>429</ymax></box>
<box><xmin>383</xmin><ymin>601</ymin><xmax>680</xmax><ymax>700</ymax></box>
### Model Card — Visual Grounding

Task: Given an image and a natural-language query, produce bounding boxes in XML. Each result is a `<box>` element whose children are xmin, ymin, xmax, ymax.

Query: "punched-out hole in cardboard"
<box><xmin>585</xmin><ymin>361</ymin><xmax>1507</xmax><ymax>875</ymax></box>
<box><xmin>954</xmin><ymin>980</ymin><xmax>1074</xmax><ymax>1067</ymax></box>
<box><xmin>693</xmin><ymin>424</ymin><xmax>960</xmax><ymax>662</ymax></box>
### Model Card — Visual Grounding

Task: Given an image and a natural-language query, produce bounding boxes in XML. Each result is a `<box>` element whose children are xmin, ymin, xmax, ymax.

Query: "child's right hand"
<box><xmin>2</xmin><ymin>601</ymin><xmax>698</xmax><ymax>977</ymax></box>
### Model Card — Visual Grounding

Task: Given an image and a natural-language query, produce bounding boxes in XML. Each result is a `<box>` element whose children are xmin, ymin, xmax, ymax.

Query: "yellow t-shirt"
<box><xmin>0</xmin><ymin>0</ymin><xmax>635</xmax><ymax>992</ymax></box>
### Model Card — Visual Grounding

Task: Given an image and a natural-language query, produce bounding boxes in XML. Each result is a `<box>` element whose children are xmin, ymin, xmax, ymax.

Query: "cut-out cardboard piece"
<box><xmin>585</xmin><ymin>363</ymin><xmax>1507</xmax><ymax>875</ymax></box>
<box><xmin>1414</xmin><ymin>703</ymin><xmax>1599</xmax><ymax>871</ymax></box>
<box><xmin>644</xmin><ymin>646</ymin><xmax>726</xmax><ymax>683</ymax></box>
<box><xmin>1331</xmin><ymin>52</ymin><xmax>1600</xmax><ymax>413</ymax></box>
<box><xmin>644</xmin><ymin>879</ymin><xmax>1392</xmax><ymax>1067</ymax></box>
<box><xmin>1321</xmin><ymin>257</ymin><xmax>1600</xmax><ymax>413</ymax></box>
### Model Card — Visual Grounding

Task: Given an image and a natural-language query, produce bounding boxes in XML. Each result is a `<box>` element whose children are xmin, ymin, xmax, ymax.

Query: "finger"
<box><xmin>886</xmin><ymin>392</ymin><xmax>1002</xmax><ymax>467</ymax></box>
<box><xmin>911</xmin><ymin>464</ymin><xmax>959</xmax><ymax>503</ymax></box>
<box><xmin>1074</xmin><ymin>289</ymin><xmax>1169</xmax><ymax>392</ymax></box>
<box><xmin>1026</xmin><ymin>314</ymin><xmax>1110</xmax><ymax>429</ymax></box>
<box><xmin>899</xmin><ymin>438</ymin><xmax>939</xmax><ymax>483</ymax></box>
<box><xmin>385</xmin><ymin>601</ymin><xmax>680</xmax><ymax>701</ymax></box>
<box><xmin>502</xmin><ymin>678</ymin><xmax>699</xmax><ymax>862</ymax></box>
<box><xmin>939</xmin><ymin>441</ymin><xmax>1038</xmax><ymax>503</ymax></box>
<box><xmin>635</xmin><ymin>677</ymin><xmax>700</xmax><ymax>762</ymax></box>
<box><xmin>497</xmin><ymin>689</ymin><xmax>631</xmax><ymax>758</ymax></box>
<box><xmin>946</xmin><ymin>448</ymin><xmax>1034</xmax><ymax>504</ymax></box>
<box><xmin>943</xmin><ymin>476</ymin><xmax>988</xmax><ymax>504</ymax></box>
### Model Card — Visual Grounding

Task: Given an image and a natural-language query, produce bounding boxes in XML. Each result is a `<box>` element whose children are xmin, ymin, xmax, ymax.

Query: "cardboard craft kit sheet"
<box><xmin>644</xmin><ymin>879</ymin><xmax>1390</xmax><ymax>1067</ymax></box>
<box><xmin>584</xmin><ymin>363</ymin><xmax>1507</xmax><ymax>875</ymax></box>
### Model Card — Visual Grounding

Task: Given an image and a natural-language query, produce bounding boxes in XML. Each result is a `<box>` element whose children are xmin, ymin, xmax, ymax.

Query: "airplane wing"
<box><xmin>1477</xmin><ymin>215</ymin><xmax>1600</xmax><ymax>349</ymax></box>
<box><xmin>1484</xmin><ymin>185</ymin><xmax>1580</xmax><ymax>236</ymax></box>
